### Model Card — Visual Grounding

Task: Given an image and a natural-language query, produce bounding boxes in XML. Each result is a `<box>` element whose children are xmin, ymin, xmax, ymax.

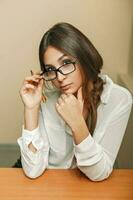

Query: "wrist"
<box><xmin>24</xmin><ymin>104</ymin><xmax>40</xmax><ymax>111</ymax></box>
<box><xmin>71</xmin><ymin>116</ymin><xmax>86</xmax><ymax>132</ymax></box>
<box><xmin>24</xmin><ymin>105</ymin><xmax>40</xmax><ymax>131</ymax></box>
<box><xmin>71</xmin><ymin>116</ymin><xmax>90</xmax><ymax>145</ymax></box>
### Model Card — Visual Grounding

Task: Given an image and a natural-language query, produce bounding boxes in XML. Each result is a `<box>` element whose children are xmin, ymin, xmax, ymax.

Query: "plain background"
<box><xmin>0</xmin><ymin>0</ymin><xmax>132</xmax><ymax>167</ymax></box>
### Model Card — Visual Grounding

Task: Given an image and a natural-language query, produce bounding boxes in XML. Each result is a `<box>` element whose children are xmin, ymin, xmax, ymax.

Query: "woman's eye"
<box><xmin>63</xmin><ymin>59</ymin><xmax>72</xmax><ymax>65</ymax></box>
<box><xmin>46</xmin><ymin>66</ymin><xmax>55</xmax><ymax>71</ymax></box>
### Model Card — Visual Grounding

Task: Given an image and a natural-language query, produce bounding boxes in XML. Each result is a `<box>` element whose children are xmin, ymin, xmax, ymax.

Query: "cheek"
<box><xmin>73</xmin><ymin>69</ymin><xmax>83</xmax><ymax>84</ymax></box>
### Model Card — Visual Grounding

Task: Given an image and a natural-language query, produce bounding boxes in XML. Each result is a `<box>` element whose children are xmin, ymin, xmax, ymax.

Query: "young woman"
<box><xmin>18</xmin><ymin>22</ymin><xmax>132</xmax><ymax>181</ymax></box>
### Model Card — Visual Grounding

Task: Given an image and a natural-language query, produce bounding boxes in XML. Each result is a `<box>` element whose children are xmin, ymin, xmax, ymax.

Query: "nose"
<box><xmin>56</xmin><ymin>71</ymin><xmax>66</xmax><ymax>82</ymax></box>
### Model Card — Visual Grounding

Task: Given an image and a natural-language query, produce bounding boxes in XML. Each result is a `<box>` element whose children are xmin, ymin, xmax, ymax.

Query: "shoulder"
<box><xmin>112</xmin><ymin>83</ymin><xmax>132</xmax><ymax>105</ymax></box>
<box><xmin>100</xmin><ymin>74</ymin><xmax>133</xmax><ymax>109</ymax></box>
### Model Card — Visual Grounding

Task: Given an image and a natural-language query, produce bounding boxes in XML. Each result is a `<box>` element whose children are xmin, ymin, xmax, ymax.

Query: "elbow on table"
<box><xmin>88</xmin><ymin>172</ymin><xmax>112</xmax><ymax>182</ymax></box>
<box><xmin>21</xmin><ymin>149</ymin><xmax>49</xmax><ymax>179</ymax></box>
<box><xmin>23</xmin><ymin>166</ymin><xmax>47</xmax><ymax>179</ymax></box>
<box><xmin>78</xmin><ymin>166</ymin><xmax>113</xmax><ymax>182</ymax></box>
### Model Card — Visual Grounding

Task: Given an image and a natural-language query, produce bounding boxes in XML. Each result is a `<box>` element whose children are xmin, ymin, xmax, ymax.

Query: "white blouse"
<box><xmin>17</xmin><ymin>74</ymin><xmax>133</xmax><ymax>181</ymax></box>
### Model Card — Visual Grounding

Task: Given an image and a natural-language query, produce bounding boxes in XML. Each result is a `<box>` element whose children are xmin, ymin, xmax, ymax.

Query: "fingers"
<box><xmin>38</xmin><ymin>78</ymin><xmax>44</xmax><ymax>91</ymax></box>
<box><xmin>60</xmin><ymin>94</ymin><xmax>68</xmax><ymax>101</ymax></box>
<box><xmin>23</xmin><ymin>70</ymin><xmax>44</xmax><ymax>88</ymax></box>
<box><xmin>30</xmin><ymin>70</ymin><xmax>46</xmax><ymax>102</ymax></box>
<box><xmin>24</xmin><ymin>75</ymin><xmax>43</xmax><ymax>83</ymax></box>
<box><xmin>23</xmin><ymin>83</ymin><xmax>35</xmax><ymax>90</ymax></box>
<box><xmin>31</xmin><ymin>70</ymin><xmax>43</xmax><ymax>76</ymax></box>
<box><xmin>57</xmin><ymin>94</ymin><xmax>66</xmax><ymax>105</ymax></box>
<box><xmin>20</xmin><ymin>70</ymin><xmax>44</xmax><ymax>94</ymax></box>
<box><xmin>21</xmin><ymin>83</ymin><xmax>35</xmax><ymax>94</ymax></box>
<box><xmin>57</xmin><ymin>93</ymin><xmax>72</xmax><ymax>105</ymax></box>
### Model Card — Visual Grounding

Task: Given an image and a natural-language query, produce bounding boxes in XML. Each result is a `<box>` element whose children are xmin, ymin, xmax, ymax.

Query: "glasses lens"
<box><xmin>60</xmin><ymin>63</ymin><xmax>75</xmax><ymax>74</ymax></box>
<box><xmin>43</xmin><ymin>62</ymin><xmax>76</xmax><ymax>81</ymax></box>
<box><xmin>43</xmin><ymin>70</ymin><xmax>56</xmax><ymax>81</ymax></box>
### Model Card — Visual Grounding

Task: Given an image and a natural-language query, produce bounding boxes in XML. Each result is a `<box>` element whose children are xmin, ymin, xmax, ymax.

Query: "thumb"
<box><xmin>77</xmin><ymin>87</ymin><xmax>84</xmax><ymax>103</ymax></box>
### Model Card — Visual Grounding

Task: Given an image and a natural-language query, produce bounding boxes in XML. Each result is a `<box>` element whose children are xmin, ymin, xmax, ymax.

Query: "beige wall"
<box><xmin>0</xmin><ymin>0</ymin><xmax>132</xmax><ymax>143</ymax></box>
<box><xmin>128</xmin><ymin>14</ymin><xmax>133</xmax><ymax>76</ymax></box>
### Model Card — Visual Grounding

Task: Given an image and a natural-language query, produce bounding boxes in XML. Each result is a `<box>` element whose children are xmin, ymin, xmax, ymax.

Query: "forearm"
<box><xmin>18</xmin><ymin>106</ymin><xmax>50</xmax><ymax>178</ymax></box>
<box><xmin>73</xmin><ymin>131</ymin><xmax>113</xmax><ymax>181</ymax></box>
<box><xmin>71</xmin><ymin>117</ymin><xmax>90</xmax><ymax>145</ymax></box>
<box><xmin>24</xmin><ymin>105</ymin><xmax>40</xmax><ymax>131</ymax></box>
<box><xmin>24</xmin><ymin>105</ymin><xmax>40</xmax><ymax>152</ymax></box>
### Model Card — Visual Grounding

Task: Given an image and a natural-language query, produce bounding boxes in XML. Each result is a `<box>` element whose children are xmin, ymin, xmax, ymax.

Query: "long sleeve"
<box><xmin>17</xmin><ymin>110</ymin><xmax>50</xmax><ymax>179</ymax></box>
<box><xmin>74</xmin><ymin>87</ymin><xmax>133</xmax><ymax>181</ymax></box>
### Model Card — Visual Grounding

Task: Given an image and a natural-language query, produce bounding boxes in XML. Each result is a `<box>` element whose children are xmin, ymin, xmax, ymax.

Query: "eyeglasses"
<box><xmin>40</xmin><ymin>60</ymin><xmax>77</xmax><ymax>81</ymax></box>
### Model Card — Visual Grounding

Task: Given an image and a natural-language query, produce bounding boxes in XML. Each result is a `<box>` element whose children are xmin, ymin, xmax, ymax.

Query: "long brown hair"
<box><xmin>39</xmin><ymin>22</ymin><xmax>105</xmax><ymax>135</ymax></box>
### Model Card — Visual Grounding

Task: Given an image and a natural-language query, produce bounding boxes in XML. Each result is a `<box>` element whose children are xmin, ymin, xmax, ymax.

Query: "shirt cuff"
<box><xmin>73</xmin><ymin>134</ymin><xmax>95</xmax><ymax>152</ymax></box>
<box><xmin>20</xmin><ymin>125</ymin><xmax>45</xmax><ymax>151</ymax></box>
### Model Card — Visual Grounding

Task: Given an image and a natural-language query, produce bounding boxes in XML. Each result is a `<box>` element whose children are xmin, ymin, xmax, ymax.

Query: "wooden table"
<box><xmin>0</xmin><ymin>168</ymin><xmax>132</xmax><ymax>200</ymax></box>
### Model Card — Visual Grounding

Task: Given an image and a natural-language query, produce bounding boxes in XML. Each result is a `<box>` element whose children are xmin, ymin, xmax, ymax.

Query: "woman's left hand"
<box><xmin>55</xmin><ymin>87</ymin><xmax>84</xmax><ymax>129</ymax></box>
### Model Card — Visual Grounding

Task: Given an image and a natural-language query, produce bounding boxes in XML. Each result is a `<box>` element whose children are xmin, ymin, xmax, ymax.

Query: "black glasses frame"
<box><xmin>40</xmin><ymin>60</ymin><xmax>77</xmax><ymax>81</ymax></box>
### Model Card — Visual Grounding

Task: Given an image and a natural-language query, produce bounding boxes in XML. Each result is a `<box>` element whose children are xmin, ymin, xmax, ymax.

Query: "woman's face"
<box><xmin>43</xmin><ymin>46</ymin><xmax>84</xmax><ymax>95</ymax></box>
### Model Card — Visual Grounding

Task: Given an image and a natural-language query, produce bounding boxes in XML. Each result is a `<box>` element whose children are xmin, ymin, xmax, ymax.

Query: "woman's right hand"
<box><xmin>19</xmin><ymin>72</ymin><xmax>44</xmax><ymax>109</ymax></box>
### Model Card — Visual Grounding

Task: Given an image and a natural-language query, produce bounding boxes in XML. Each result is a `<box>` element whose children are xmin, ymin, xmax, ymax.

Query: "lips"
<box><xmin>60</xmin><ymin>83</ymin><xmax>72</xmax><ymax>89</ymax></box>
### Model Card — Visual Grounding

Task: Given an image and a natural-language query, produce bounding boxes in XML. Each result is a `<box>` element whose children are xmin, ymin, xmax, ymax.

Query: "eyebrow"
<box><xmin>57</xmin><ymin>54</ymin><xmax>67</xmax><ymax>62</ymax></box>
<box><xmin>44</xmin><ymin>54</ymin><xmax>69</xmax><ymax>67</ymax></box>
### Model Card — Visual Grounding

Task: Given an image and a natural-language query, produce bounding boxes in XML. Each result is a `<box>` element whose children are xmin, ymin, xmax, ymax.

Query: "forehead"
<box><xmin>43</xmin><ymin>46</ymin><xmax>74</xmax><ymax>65</ymax></box>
